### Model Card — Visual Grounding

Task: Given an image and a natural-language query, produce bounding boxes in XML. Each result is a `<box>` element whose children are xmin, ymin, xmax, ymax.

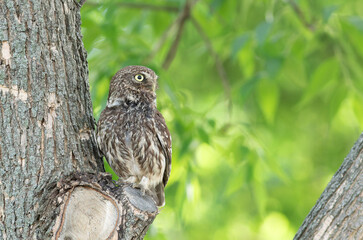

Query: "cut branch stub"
<box><xmin>51</xmin><ymin>173</ymin><xmax>158</xmax><ymax>240</ymax></box>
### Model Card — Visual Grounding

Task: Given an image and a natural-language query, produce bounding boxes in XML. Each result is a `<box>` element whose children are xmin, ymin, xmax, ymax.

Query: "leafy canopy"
<box><xmin>81</xmin><ymin>0</ymin><xmax>363</xmax><ymax>239</ymax></box>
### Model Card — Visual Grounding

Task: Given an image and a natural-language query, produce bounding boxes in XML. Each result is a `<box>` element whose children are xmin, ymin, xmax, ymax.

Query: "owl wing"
<box><xmin>97</xmin><ymin>107</ymin><xmax>134</xmax><ymax>178</ymax></box>
<box><xmin>154</xmin><ymin>110</ymin><xmax>172</xmax><ymax>187</ymax></box>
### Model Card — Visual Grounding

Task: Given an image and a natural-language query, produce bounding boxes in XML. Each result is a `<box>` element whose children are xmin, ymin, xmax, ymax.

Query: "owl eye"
<box><xmin>134</xmin><ymin>74</ymin><xmax>144</xmax><ymax>82</ymax></box>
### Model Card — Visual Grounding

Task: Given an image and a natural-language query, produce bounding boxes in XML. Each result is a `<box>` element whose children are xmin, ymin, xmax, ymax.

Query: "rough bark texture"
<box><xmin>0</xmin><ymin>0</ymin><xmax>102</xmax><ymax>238</ymax></box>
<box><xmin>294</xmin><ymin>133</ymin><xmax>363</xmax><ymax>240</ymax></box>
<box><xmin>49</xmin><ymin>173</ymin><xmax>158</xmax><ymax>240</ymax></box>
<box><xmin>0</xmin><ymin>0</ymin><xmax>159</xmax><ymax>239</ymax></box>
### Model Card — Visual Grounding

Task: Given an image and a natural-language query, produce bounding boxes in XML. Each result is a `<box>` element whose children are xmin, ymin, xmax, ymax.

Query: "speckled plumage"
<box><xmin>96</xmin><ymin>65</ymin><xmax>172</xmax><ymax>207</ymax></box>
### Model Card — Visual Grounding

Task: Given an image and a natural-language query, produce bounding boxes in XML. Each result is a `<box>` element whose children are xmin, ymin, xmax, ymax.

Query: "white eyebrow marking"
<box><xmin>141</xmin><ymin>71</ymin><xmax>154</xmax><ymax>80</ymax></box>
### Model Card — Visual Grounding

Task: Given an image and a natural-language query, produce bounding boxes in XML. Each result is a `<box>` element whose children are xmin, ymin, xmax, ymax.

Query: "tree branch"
<box><xmin>74</xmin><ymin>0</ymin><xmax>87</xmax><ymax>8</ymax></box>
<box><xmin>143</xmin><ymin>14</ymin><xmax>181</xmax><ymax>65</ymax></box>
<box><xmin>85</xmin><ymin>2</ymin><xmax>180</xmax><ymax>12</ymax></box>
<box><xmin>38</xmin><ymin>173</ymin><xmax>158</xmax><ymax>239</ymax></box>
<box><xmin>287</xmin><ymin>0</ymin><xmax>315</xmax><ymax>31</ymax></box>
<box><xmin>294</xmin><ymin>133</ymin><xmax>363</xmax><ymax>239</ymax></box>
<box><xmin>190</xmin><ymin>17</ymin><xmax>232</xmax><ymax>110</ymax></box>
<box><xmin>162</xmin><ymin>0</ymin><xmax>197</xmax><ymax>70</ymax></box>
<box><xmin>79</xmin><ymin>0</ymin><xmax>87</xmax><ymax>7</ymax></box>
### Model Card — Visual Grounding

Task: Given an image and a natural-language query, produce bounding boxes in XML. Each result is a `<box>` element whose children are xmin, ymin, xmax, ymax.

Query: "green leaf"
<box><xmin>299</xmin><ymin>58</ymin><xmax>339</xmax><ymax>106</ymax></box>
<box><xmin>103</xmin><ymin>158</ymin><xmax>119</xmax><ymax>181</ymax></box>
<box><xmin>266</xmin><ymin>57</ymin><xmax>282</xmax><ymax>78</ymax></box>
<box><xmin>255</xmin><ymin>22</ymin><xmax>272</xmax><ymax>45</ymax></box>
<box><xmin>257</xmin><ymin>79</ymin><xmax>279</xmax><ymax>124</ymax></box>
<box><xmin>353</xmin><ymin>94</ymin><xmax>363</xmax><ymax>129</ymax></box>
<box><xmin>323</xmin><ymin>6</ymin><xmax>338</xmax><ymax>23</ymax></box>
<box><xmin>329</xmin><ymin>85</ymin><xmax>347</xmax><ymax>120</ymax></box>
<box><xmin>231</xmin><ymin>34</ymin><xmax>249</xmax><ymax>59</ymax></box>
<box><xmin>198</xmin><ymin>127</ymin><xmax>210</xmax><ymax>143</ymax></box>
<box><xmin>238</xmin><ymin>75</ymin><xmax>260</xmax><ymax>103</ymax></box>
<box><xmin>342</xmin><ymin>18</ymin><xmax>363</xmax><ymax>57</ymax></box>
<box><xmin>348</xmin><ymin>16</ymin><xmax>363</xmax><ymax>32</ymax></box>
<box><xmin>207</xmin><ymin>119</ymin><xmax>216</xmax><ymax>128</ymax></box>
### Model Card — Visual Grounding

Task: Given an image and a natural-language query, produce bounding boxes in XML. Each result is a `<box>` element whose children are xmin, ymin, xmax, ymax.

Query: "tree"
<box><xmin>294</xmin><ymin>133</ymin><xmax>363</xmax><ymax>239</ymax></box>
<box><xmin>1</xmin><ymin>0</ymin><xmax>362</xmax><ymax>239</ymax></box>
<box><xmin>0</xmin><ymin>0</ymin><xmax>157</xmax><ymax>239</ymax></box>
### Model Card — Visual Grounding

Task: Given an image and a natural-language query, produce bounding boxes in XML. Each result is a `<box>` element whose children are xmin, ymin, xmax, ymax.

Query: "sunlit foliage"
<box><xmin>81</xmin><ymin>0</ymin><xmax>363</xmax><ymax>239</ymax></box>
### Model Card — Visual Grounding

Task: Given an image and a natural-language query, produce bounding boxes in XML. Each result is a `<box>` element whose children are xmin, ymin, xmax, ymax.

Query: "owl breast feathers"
<box><xmin>96</xmin><ymin>65</ymin><xmax>172</xmax><ymax>207</ymax></box>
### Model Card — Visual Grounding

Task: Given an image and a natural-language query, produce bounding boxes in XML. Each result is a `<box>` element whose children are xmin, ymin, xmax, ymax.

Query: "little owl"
<box><xmin>97</xmin><ymin>65</ymin><xmax>172</xmax><ymax>207</ymax></box>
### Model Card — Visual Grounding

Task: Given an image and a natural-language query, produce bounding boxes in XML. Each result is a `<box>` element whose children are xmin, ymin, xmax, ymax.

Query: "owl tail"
<box><xmin>152</xmin><ymin>183</ymin><xmax>165</xmax><ymax>207</ymax></box>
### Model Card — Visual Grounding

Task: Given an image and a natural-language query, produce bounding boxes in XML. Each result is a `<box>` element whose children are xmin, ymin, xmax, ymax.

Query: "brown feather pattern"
<box><xmin>97</xmin><ymin>66</ymin><xmax>172</xmax><ymax>207</ymax></box>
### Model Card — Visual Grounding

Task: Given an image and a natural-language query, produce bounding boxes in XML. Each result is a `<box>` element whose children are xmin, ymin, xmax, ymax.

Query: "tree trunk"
<box><xmin>0</xmin><ymin>0</ymin><xmax>157</xmax><ymax>239</ymax></box>
<box><xmin>294</xmin><ymin>133</ymin><xmax>363</xmax><ymax>240</ymax></box>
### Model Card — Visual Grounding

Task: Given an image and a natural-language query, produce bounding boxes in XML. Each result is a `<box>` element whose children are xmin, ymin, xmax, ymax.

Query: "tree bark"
<box><xmin>0</xmin><ymin>0</ymin><xmax>157</xmax><ymax>239</ymax></box>
<box><xmin>44</xmin><ymin>173</ymin><xmax>157</xmax><ymax>240</ymax></box>
<box><xmin>294</xmin><ymin>133</ymin><xmax>363</xmax><ymax>240</ymax></box>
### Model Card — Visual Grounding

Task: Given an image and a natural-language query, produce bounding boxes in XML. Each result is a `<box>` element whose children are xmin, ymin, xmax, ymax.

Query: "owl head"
<box><xmin>108</xmin><ymin>65</ymin><xmax>159</xmax><ymax>105</ymax></box>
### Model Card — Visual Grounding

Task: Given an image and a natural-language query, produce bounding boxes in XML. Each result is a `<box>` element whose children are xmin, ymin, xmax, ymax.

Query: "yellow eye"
<box><xmin>134</xmin><ymin>74</ymin><xmax>144</xmax><ymax>82</ymax></box>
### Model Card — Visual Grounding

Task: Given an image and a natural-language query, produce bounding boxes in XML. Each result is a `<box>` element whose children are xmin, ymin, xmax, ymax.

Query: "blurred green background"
<box><xmin>81</xmin><ymin>0</ymin><xmax>363</xmax><ymax>239</ymax></box>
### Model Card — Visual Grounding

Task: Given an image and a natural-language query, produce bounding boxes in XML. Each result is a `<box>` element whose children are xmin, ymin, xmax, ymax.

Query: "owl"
<box><xmin>96</xmin><ymin>65</ymin><xmax>172</xmax><ymax>207</ymax></box>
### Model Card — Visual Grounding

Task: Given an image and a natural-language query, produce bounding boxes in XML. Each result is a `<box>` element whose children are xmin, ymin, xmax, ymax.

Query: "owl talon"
<box><xmin>130</xmin><ymin>182</ymin><xmax>146</xmax><ymax>196</ymax></box>
<box><xmin>140</xmin><ymin>187</ymin><xmax>146</xmax><ymax>196</ymax></box>
<box><xmin>130</xmin><ymin>183</ymin><xmax>146</xmax><ymax>196</ymax></box>
<box><xmin>138</xmin><ymin>176</ymin><xmax>151</xmax><ymax>196</ymax></box>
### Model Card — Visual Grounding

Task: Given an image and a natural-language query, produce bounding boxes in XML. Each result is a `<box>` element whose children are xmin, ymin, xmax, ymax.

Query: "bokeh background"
<box><xmin>80</xmin><ymin>0</ymin><xmax>363</xmax><ymax>239</ymax></box>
